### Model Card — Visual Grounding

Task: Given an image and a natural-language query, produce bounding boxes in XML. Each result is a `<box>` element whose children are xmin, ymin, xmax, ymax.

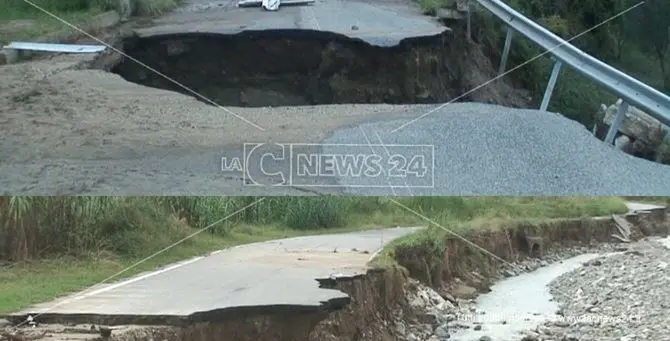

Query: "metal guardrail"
<box><xmin>469</xmin><ymin>0</ymin><xmax>670</xmax><ymax>143</ymax></box>
<box><xmin>4</xmin><ymin>42</ymin><xmax>106</xmax><ymax>53</ymax></box>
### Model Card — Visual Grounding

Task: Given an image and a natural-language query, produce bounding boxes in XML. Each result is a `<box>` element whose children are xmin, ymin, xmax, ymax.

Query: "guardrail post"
<box><xmin>604</xmin><ymin>100</ymin><xmax>630</xmax><ymax>145</ymax></box>
<box><xmin>540</xmin><ymin>59</ymin><xmax>563</xmax><ymax>112</ymax></box>
<box><xmin>499</xmin><ymin>26</ymin><xmax>514</xmax><ymax>75</ymax></box>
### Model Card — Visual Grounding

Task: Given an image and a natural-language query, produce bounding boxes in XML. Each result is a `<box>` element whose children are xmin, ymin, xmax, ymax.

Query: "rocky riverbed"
<box><xmin>398</xmin><ymin>237</ymin><xmax>670</xmax><ymax>341</ymax></box>
<box><xmin>541</xmin><ymin>237</ymin><xmax>670</xmax><ymax>341</ymax></box>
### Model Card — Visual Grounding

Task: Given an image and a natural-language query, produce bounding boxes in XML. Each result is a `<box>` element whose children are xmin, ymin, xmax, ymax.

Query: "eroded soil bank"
<box><xmin>107</xmin><ymin>29</ymin><xmax>530</xmax><ymax>108</ymax></box>
<box><xmin>3</xmin><ymin>208</ymin><xmax>667</xmax><ymax>341</ymax></box>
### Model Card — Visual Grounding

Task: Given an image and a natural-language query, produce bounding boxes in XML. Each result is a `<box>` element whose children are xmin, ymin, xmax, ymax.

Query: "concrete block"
<box><xmin>603</xmin><ymin>99</ymin><xmax>667</xmax><ymax>147</ymax></box>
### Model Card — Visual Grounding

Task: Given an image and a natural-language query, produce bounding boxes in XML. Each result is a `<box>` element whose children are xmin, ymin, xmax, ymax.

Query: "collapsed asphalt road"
<box><xmin>2</xmin><ymin>0</ymin><xmax>670</xmax><ymax>195</ymax></box>
<box><xmin>8</xmin><ymin>227</ymin><xmax>419</xmax><ymax>325</ymax></box>
<box><xmin>138</xmin><ymin>0</ymin><xmax>447</xmax><ymax>46</ymax></box>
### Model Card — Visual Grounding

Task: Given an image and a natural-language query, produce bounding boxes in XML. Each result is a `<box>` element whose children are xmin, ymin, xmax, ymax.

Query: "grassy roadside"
<box><xmin>0</xmin><ymin>196</ymin><xmax>630</xmax><ymax>314</ymax></box>
<box><xmin>0</xmin><ymin>0</ymin><xmax>181</xmax><ymax>42</ymax></box>
<box><xmin>368</xmin><ymin>196</ymin><xmax>632</xmax><ymax>268</ymax></box>
<box><xmin>623</xmin><ymin>196</ymin><xmax>670</xmax><ymax>205</ymax></box>
<box><xmin>0</xmin><ymin>223</ymin><xmax>396</xmax><ymax>315</ymax></box>
<box><xmin>0</xmin><ymin>0</ymin><xmax>103</xmax><ymax>42</ymax></box>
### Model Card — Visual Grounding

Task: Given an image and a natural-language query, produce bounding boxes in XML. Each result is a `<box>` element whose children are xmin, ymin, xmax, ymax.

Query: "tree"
<box><xmin>630</xmin><ymin>0</ymin><xmax>670</xmax><ymax>90</ymax></box>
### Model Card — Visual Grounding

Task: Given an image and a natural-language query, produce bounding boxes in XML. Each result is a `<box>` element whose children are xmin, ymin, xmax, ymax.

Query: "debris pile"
<box><xmin>393</xmin><ymin>279</ymin><xmax>459</xmax><ymax>341</ymax></box>
<box><xmin>593</xmin><ymin>99</ymin><xmax>670</xmax><ymax>164</ymax></box>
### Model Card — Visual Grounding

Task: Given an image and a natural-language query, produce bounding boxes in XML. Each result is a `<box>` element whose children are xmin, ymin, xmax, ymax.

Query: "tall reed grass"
<box><xmin>0</xmin><ymin>196</ymin><xmax>628</xmax><ymax>262</ymax></box>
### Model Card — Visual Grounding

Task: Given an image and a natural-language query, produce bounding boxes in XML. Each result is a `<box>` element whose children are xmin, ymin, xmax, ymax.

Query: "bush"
<box><xmin>165</xmin><ymin>197</ymin><xmax>356</xmax><ymax>231</ymax></box>
<box><xmin>133</xmin><ymin>0</ymin><xmax>182</xmax><ymax>16</ymax></box>
<box><xmin>0</xmin><ymin>196</ymin><xmax>629</xmax><ymax>262</ymax></box>
<box><xmin>280</xmin><ymin>197</ymin><xmax>350</xmax><ymax>229</ymax></box>
<box><xmin>471</xmin><ymin>6</ymin><xmax>620</xmax><ymax>128</ymax></box>
<box><xmin>14</xmin><ymin>0</ymin><xmax>94</xmax><ymax>12</ymax></box>
<box><xmin>0</xmin><ymin>0</ymin><xmax>183</xmax><ymax>18</ymax></box>
<box><xmin>97</xmin><ymin>199</ymin><xmax>186</xmax><ymax>257</ymax></box>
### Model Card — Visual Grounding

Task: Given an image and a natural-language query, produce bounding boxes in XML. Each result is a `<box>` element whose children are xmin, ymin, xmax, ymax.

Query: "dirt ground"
<box><xmin>0</xmin><ymin>52</ymin><xmax>436</xmax><ymax>194</ymax></box>
<box><xmin>0</xmin><ymin>53</ymin><xmax>421</xmax><ymax>162</ymax></box>
<box><xmin>0</xmin><ymin>8</ymin><xmax>528</xmax><ymax>194</ymax></box>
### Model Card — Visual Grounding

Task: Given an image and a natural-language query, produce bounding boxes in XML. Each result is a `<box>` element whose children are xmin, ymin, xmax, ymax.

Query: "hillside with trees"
<box><xmin>471</xmin><ymin>0</ymin><xmax>670</xmax><ymax>128</ymax></box>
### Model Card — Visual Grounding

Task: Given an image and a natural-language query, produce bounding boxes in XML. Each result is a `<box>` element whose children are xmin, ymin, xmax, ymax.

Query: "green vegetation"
<box><xmin>622</xmin><ymin>196</ymin><xmax>670</xmax><ymax>205</ymax></box>
<box><xmin>369</xmin><ymin>196</ymin><xmax>629</xmax><ymax>267</ymax></box>
<box><xmin>435</xmin><ymin>0</ymin><xmax>670</xmax><ymax>130</ymax></box>
<box><xmin>0</xmin><ymin>196</ymin><xmax>629</xmax><ymax>314</ymax></box>
<box><xmin>0</xmin><ymin>0</ymin><xmax>180</xmax><ymax>41</ymax></box>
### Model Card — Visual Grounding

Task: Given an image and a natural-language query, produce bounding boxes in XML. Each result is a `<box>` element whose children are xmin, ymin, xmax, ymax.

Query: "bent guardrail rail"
<box><xmin>469</xmin><ymin>0</ymin><xmax>670</xmax><ymax>144</ymax></box>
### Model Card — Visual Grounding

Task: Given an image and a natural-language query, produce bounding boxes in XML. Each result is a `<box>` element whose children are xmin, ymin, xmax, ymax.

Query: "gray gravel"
<box><xmin>324</xmin><ymin>102</ymin><xmax>670</xmax><ymax>195</ymax></box>
<box><xmin>528</xmin><ymin>237</ymin><xmax>670</xmax><ymax>341</ymax></box>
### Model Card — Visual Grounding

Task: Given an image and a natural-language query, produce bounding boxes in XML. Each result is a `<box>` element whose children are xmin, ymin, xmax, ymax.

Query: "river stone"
<box><xmin>614</xmin><ymin>135</ymin><xmax>634</xmax><ymax>154</ymax></box>
<box><xmin>396</xmin><ymin>322</ymin><xmax>406</xmax><ymax>336</ymax></box>
<box><xmin>521</xmin><ymin>334</ymin><xmax>538</xmax><ymax>341</ymax></box>
<box><xmin>451</xmin><ymin>283</ymin><xmax>478</xmax><ymax>299</ymax></box>
<box><xmin>548</xmin><ymin>239</ymin><xmax>670</xmax><ymax>341</ymax></box>
<box><xmin>439</xmin><ymin>292</ymin><xmax>457</xmax><ymax>305</ymax></box>
<box><xmin>417</xmin><ymin>313</ymin><xmax>438</xmax><ymax>326</ymax></box>
<box><xmin>434</xmin><ymin>325</ymin><xmax>450</xmax><ymax>338</ymax></box>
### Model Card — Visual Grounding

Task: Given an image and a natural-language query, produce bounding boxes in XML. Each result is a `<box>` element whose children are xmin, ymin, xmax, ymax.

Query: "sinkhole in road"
<box><xmin>109</xmin><ymin>30</ymin><xmax>529</xmax><ymax>108</ymax></box>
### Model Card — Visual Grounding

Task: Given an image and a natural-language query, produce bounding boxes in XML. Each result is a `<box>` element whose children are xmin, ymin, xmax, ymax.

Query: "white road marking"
<box><xmin>625</xmin><ymin>201</ymin><xmax>666</xmax><ymax>212</ymax></box>
<box><xmin>68</xmin><ymin>256</ymin><xmax>205</xmax><ymax>302</ymax></box>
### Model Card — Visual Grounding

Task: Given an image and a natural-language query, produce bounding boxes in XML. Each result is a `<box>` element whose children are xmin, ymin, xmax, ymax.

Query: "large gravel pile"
<box><xmin>530</xmin><ymin>237</ymin><xmax>670</xmax><ymax>341</ymax></box>
<box><xmin>325</xmin><ymin>103</ymin><xmax>670</xmax><ymax>195</ymax></box>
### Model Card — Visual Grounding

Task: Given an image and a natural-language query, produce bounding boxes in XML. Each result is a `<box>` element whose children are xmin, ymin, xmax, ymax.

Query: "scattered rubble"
<box><xmin>495</xmin><ymin>243</ymin><xmax>618</xmax><ymax>279</ymax></box>
<box><xmin>394</xmin><ymin>279</ymin><xmax>459</xmax><ymax>341</ymax></box>
<box><xmin>543</xmin><ymin>238</ymin><xmax>670</xmax><ymax>341</ymax></box>
<box><xmin>594</xmin><ymin>99</ymin><xmax>670</xmax><ymax>164</ymax></box>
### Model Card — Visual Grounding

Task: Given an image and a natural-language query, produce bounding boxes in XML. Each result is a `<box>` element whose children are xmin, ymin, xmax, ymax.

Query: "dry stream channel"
<box><xmin>444</xmin><ymin>238</ymin><xmax>670</xmax><ymax>341</ymax></box>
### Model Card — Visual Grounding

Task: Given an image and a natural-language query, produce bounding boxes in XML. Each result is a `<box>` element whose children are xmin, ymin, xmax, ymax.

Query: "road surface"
<box><xmin>137</xmin><ymin>0</ymin><xmax>447</xmax><ymax>46</ymax></box>
<box><xmin>9</xmin><ymin>227</ymin><xmax>420</xmax><ymax>325</ymax></box>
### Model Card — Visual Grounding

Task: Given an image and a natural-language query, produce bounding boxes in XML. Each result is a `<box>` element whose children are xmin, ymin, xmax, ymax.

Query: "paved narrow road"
<box><xmin>7</xmin><ymin>202</ymin><xmax>664</xmax><ymax>325</ymax></box>
<box><xmin>138</xmin><ymin>0</ymin><xmax>446</xmax><ymax>46</ymax></box>
<box><xmin>11</xmin><ymin>227</ymin><xmax>420</xmax><ymax>324</ymax></box>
